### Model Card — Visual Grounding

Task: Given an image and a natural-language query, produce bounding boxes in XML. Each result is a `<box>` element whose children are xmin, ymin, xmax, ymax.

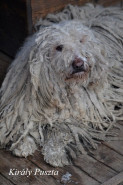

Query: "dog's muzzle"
<box><xmin>72</xmin><ymin>57</ymin><xmax>88</xmax><ymax>73</ymax></box>
<box><xmin>65</xmin><ymin>57</ymin><xmax>90</xmax><ymax>81</ymax></box>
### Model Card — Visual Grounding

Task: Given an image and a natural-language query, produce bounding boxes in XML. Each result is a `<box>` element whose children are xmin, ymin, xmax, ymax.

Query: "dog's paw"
<box><xmin>42</xmin><ymin>143</ymin><xmax>70</xmax><ymax>167</ymax></box>
<box><xmin>42</xmin><ymin>124</ymin><xmax>76</xmax><ymax>166</ymax></box>
<box><xmin>12</xmin><ymin>136</ymin><xmax>37</xmax><ymax>157</ymax></box>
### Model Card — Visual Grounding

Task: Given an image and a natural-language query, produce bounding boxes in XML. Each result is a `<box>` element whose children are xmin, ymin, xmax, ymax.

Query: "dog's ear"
<box><xmin>0</xmin><ymin>27</ymin><xmax>55</xmax><ymax>108</ymax></box>
<box><xmin>0</xmin><ymin>34</ymin><xmax>36</xmax><ymax>105</ymax></box>
<box><xmin>0</xmin><ymin>28</ymin><xmax>56</xmax><ymax>146</ymax></box>
<box><xmin>0</xmin><ymin>34</ymin><xmax>36</xmax><ymax>144</ymax></box>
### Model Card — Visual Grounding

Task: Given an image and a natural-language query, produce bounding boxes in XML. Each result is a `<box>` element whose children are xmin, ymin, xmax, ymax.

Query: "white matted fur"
<box><xmin>0</xmin><ymin>4</ymin><xmax>123</xmax><ymax>167</ymax></box>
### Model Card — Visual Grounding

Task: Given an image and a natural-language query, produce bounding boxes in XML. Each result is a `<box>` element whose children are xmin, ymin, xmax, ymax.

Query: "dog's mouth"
<box><xmin>65</xmin><ymin>66</ymin><xmax>90</xmax><ymax>81</ymax></box>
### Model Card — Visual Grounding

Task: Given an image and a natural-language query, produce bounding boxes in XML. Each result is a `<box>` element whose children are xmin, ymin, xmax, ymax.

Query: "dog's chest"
<box><xmin>44</xmin><ymin>85</ymin><xmax>89</xmax><ymax>124</ymax></box>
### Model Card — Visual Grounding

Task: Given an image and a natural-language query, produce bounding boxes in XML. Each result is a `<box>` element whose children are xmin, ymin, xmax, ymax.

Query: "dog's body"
<box><xmin>0</xmin><ymin>4</ymin><xmax>123</xmax><ymax>167</ymax></box>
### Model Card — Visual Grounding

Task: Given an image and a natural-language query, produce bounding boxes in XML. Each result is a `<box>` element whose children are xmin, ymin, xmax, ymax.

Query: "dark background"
<box><xmin>0</xmin><ymin>0</ymin><xmax>32</xmax><ymax>58</ymax></box>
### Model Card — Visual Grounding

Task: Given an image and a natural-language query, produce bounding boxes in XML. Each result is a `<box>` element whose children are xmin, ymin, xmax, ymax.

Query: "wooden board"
<box><xmin>0</xmin><ymin>174</ymin><xmax>14</xmax><ymax>185</ymax></box>
<box><xmin>97</xmin><ymin>0</ymin><xmax>122</xmax><ymax>6</ymax></box>
<box><xmin>90</xmin><ymin>144</ymin><xmax>123</xmax><ymax>173</ymax></box>
<box><xmin>104</xmin><ymin>123</ymin><xmax>123</xmax><ymax>156</ymax></box>
<box><xmin>102</xmin><ymin>172</ymin><xmax>123</xmax><ymax>185</ymax></box>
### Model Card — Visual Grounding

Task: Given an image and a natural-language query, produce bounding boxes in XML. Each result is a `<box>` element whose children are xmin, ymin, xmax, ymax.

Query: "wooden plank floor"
<box><xmin>0</xmin><ymin>52</ymin><xmax>123</xmax><ymax>185</ymax></box>
<box><xmin>0</xmin><ymin>122</ymin><xmax>123</xmax><ymax>185</ymax></box>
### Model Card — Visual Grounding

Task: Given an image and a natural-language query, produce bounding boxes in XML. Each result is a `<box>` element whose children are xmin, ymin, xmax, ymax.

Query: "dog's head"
<box><xmin>0</xmin><ymin>21</ymin><xmax>108</xmax><ymax>111</ymax></box>
<box><xmin>35</xmin><ymin>20</ymin><xmax>107</xmax><ymax>88</ymax></box>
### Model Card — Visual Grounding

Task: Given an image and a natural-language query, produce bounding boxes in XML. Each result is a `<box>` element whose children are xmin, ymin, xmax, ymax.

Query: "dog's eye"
<box><xmin>80</xmin><ymin>39</ymin><xmax>84</xmax><ymax>43</ymax></box>
<box><xmin>56</xmin><ymin>45</ymin><xmax>63</xmax><ymax>52</ymax></box>
<box><xmin>80</xmin><ymin>35</ymin><xmax>88</xmax><ymax>43</ymax></box>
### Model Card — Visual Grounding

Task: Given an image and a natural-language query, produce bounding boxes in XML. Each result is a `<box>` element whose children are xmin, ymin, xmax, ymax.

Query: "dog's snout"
<box><xmin>72</xmin><ymin>58</ymin><xmax>85</xmax><ymax>72</ymax></box>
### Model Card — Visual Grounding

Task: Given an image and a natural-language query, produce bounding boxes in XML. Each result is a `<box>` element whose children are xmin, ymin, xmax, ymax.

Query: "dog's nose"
<box><xmin>72</xmin><ymin>58</ymin><xmax>85</xmax><ymax>72</ymax></box>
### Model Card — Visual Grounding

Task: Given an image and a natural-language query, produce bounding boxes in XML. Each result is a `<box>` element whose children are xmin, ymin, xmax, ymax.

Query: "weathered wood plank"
<box><xmin>90</xmin><ymin>144</ymin><xmax>123</xmax><ymax>173</ymax></box>
<box><xmin>101</xmin><ymin>171</ymin><xmax>123</xmax><ymax>185</ymax></box>
<box><xmin>73</xmin><ymin>122</ymin><xmax>123</xmax><ymax>183</ymax></box>
<box><xmin>97</xmin><ymin>0</ymin><xmax>122</xmax><ymax>6</ymax></box>
<box><xmin>0</xmin><ymin>174</ymin><xmax>14</xmax><ymax>185</ymax></box>
<box><xmin>103</xmin><ymin>123</ymin><xmax>123</xmax><ymax>156</ymax></box>
<box><xmin>29</xmin><ymin>150</ymin><xmax>100</xmax><ymax>185</ymax></box>
<box><xmin>0</xmin><ymin>150</ymin><xmax>60</xmax><ymax>185</ymax></box>
<box><xmin>74</xmin><ymin>155</ymin><xmax>117</xmax><ymax>183</ymax></box>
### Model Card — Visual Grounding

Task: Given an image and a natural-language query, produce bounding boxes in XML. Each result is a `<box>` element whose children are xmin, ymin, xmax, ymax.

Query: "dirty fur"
<box><xmin>0</xmin><ymin>4</ymin><xmax>123</xmax><ymax>167</ymax></box>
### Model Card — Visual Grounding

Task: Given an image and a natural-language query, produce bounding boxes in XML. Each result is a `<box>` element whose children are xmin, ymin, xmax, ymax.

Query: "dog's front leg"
<box><xmin>41</xmin><ymin>124</ymin><xmax>76</xmax><ymax>167</ymax></box>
